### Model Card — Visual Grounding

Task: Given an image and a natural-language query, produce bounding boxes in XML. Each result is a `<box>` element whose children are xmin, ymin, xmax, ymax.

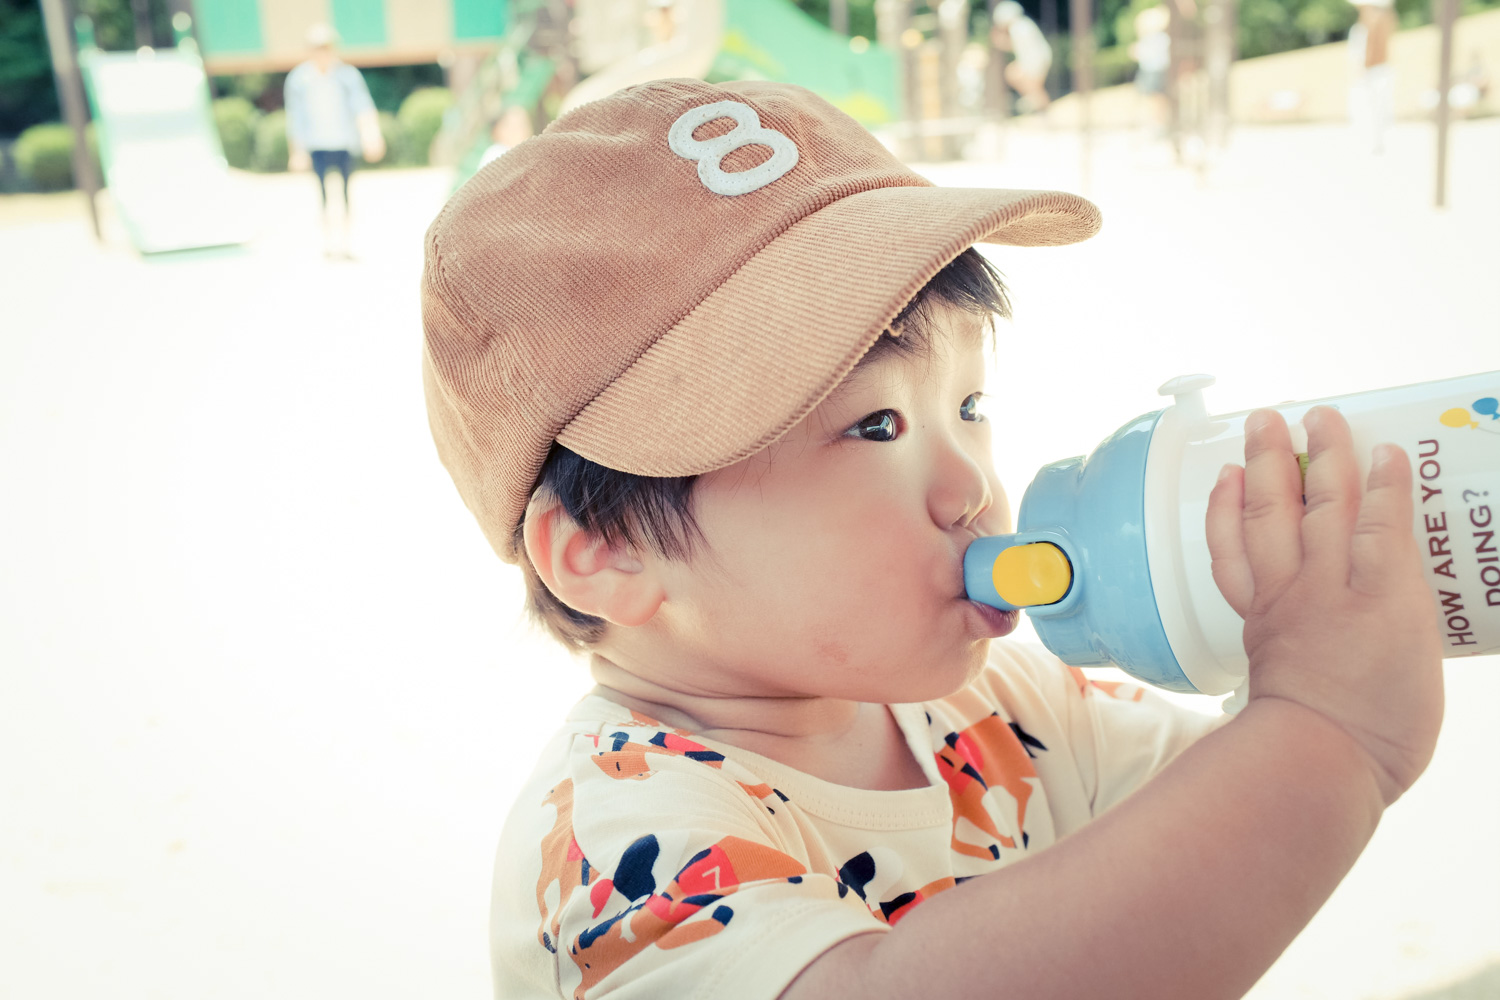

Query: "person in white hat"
<box><xmin>283</xmin><ymin>24</ymin><xmax>385</xmax><ymax>257</ymax></box>
<box><xmin>422</xmin><ymin>79</ymin><xmax>1441</xmax><ymax>1000</ymax></box>
<box><xmin>991</xmin><ymin>0</ymin><xmax>1053</xmax><ymax>112</ymax></box>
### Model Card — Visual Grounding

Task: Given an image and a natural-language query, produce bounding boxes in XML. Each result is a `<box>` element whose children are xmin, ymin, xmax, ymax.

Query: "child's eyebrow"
<box><xmin>826</xmin><ymin>336</ymin><xmax>906</xmax><ymax>403</ymax></box>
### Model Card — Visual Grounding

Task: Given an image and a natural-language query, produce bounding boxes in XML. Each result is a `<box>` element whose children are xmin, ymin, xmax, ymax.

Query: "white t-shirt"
<box><xmin>490</xmin><ymin>642</ymin><xmax>1224</xmax><ymax>999</ymax></box>
<box><xmin>1006</xmin><ymin>16</ymin><xmax>1053</xmax><ymax>76</ymax></box>
<box><xmin>302</xmin><ymin>69</ymin><xmax>352</xmax><ymax>151</ymax></box>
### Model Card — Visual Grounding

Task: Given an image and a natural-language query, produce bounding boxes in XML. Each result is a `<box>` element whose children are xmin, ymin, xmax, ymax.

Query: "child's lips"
<box><xmin>967</xmin><ymin>600</ymin><xmax>1018</xmax><ymax>638</ymax></box>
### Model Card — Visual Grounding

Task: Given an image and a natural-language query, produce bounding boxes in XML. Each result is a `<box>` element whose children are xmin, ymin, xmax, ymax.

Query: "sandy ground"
<box><xmin>1</xmin><ymin>117</ymin><xmax>1497</xmax><ymax>999</ymax></box>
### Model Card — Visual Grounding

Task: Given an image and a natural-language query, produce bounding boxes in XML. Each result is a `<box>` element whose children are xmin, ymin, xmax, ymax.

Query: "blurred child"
<box><xmin>991</xmin><ymin>1</ymin><xmax>1053</xmax><ymax>112</ymax></box>
<box><xmin>284</xmin><ymin>24</ymin><xmax>385</xmax><ymax>258</ymax></box>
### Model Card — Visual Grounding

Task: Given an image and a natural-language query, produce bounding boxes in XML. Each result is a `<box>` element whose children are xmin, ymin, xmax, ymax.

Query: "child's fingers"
<box><xmin>1299</xmin><ymin>407</ymin><xmax>1361</xmax><ymax>580</ymax></box>
<box><xmin>1206</xmin><ymin>463</ymin><xmax>1254</xmax><ymax>617</ymax></box>
<box><xmin>1349</xmin><ymin>443</ymin><xmax>1419</xmax><ymax>597</ymax></box>
<box><xmin>1240</xmin><ymin>409</ymin><xmax>1305</xmax><ymax>604</ymax></box>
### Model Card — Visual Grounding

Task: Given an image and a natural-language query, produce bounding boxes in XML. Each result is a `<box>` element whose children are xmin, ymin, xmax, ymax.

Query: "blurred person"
<box><xmin>421</xmin><ymin>79</ymin><xmax>1442</xmax><ymax>1000</ymax></box>
<box><xmin>991</xmin><ymin>1</ymin><xmax>1052</xmax><ymax>113</ymax></box>
<box><xmin>1132</xmin><ymin>4</ymin><xmax>1172</xmax><ymax>136</ymax></box>
<box><xmin>1347</xmin><ymin>0</ymin><xmax>1397</xmax><ymax>153</ymax></box>
<box><xmin>646</xmin><ymin>0</ymin><xmax>677</xmax><ymax>44</ymax></box>
<box><xmin>477</xmin><ymin>105</ymin><xmax>537</xmax><ymax>170</ymax></box>
<box><xmin>284</xmin><ymin>24</ymin><xmax>385</xmax><ymax>258</ymax></box>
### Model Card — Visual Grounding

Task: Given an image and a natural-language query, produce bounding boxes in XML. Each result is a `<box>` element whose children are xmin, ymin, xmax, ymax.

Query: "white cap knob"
<box><xmin>1157</xmin><ymin>373</ymin><xmax>1215</xmax><ymax>426</ymax></box>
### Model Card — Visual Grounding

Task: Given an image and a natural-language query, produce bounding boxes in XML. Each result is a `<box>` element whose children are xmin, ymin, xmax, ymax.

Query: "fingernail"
<box><xmin>1217</xmin><ymin>464</ymin><xmax>1234</xmax><ymax>485</ymax></box>
<box><xmin>1246</xmin><ymin>410</ymin><xmax>1269</xmax><ymax>433</ymax></box>
<box><xmin>1372</xmin><ymin>444</ymin><xmax>1393</xmax><ymax>470</ymax></box>
<box><xmin>1303</xmin><ymin>407</ymin><xmax>1321</xmax><ymax>432</ymax></box>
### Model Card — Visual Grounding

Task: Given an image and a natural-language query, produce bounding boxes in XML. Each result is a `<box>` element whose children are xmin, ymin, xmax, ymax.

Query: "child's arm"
<box><xmin>781</xmin><ymin>406</ymin><xmax>1443</xmax><ymax>1000</ymax></box>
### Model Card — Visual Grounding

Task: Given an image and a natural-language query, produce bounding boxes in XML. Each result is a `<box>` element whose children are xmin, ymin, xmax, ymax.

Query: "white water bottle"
<box><xmin>965</xmin><ymin>372</ymin><xmax>1500</xmax><ymax>698</ymax></box>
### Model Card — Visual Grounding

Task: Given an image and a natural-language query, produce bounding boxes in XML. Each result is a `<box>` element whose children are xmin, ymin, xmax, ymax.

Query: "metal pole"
<box><xmin>38</xmin><ymin>0</ymin><xmax>101</xmax><ymax>239</ymax></box>
<box><xmin>831</xmin><ymin>0</ymin><xmax>849</xmax><ymax>36</ymax></box>
<box><xmin>985</xmin><ymin>0</ymin><xmax>1012</xmax><ymax>126</ymax></box>
<box><xmin>1071</xmin><ymin>0</ymin><xmax>1093</xmax><ymax>191</ymax></box>
<box><xmin>1434</xmin><ymin>0</ymin><xmax>1456</xmax><ymax>208</ymax></box>
<box><xmin>1039</xmin><ymin>0</ymin><xmax>1060</xmax><ymax>98</ymax></box>
<box><xmin>131</xmin><ymin>0</ymin><xmax>153</xmax><ymax>47</ymax></box>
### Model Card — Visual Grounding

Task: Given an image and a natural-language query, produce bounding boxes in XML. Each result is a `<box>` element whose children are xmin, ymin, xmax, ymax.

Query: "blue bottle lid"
<box><xmin>966</xmin><ymin>410</ymin><xmax>1196</xmax><ymax>692</ymax></box>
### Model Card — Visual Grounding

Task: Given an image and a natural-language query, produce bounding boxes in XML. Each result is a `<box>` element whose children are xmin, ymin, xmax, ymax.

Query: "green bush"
<box><xmin>397</xmin><ymin>86</ymin><xmax>453</xmax><ymax>166</ymax></box>
<box><xmin>212</xmin><ymin>96</ymin><xmax>261</xmax><ymax>169</ymax></box>
<box><xmin>374</xmin><ymin>110</ymin><xmax>411</xmax><ymax>167</ymax></box>
<box><xmin>253</xmin><ymin>109</ymin><xmax>288</xmax><ymax>172</ymax></box>
<box><xmin>15</xmin><ymin>122</ymin><xmax>78</xmax><ymax>190</ymax></box>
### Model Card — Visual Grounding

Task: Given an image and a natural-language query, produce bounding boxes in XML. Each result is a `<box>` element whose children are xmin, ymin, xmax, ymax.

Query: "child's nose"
<box><xmin>928</xmin><ymin>438</ymin><xmax>994</xmax><ymax>532</ymax></box>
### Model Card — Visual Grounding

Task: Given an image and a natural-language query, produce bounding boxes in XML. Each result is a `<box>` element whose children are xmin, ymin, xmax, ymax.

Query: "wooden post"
<box><xmin>937</xmin><ymin>0</ymin><xmax>966</xmax><ymax>160</ymax></box>
<box><xmin>875</xmin><ymin>0</ymin><xmax>917</xmax><ymax>160</ymax></box>
<box><xmin>1434</xmin><ymin>0</ymin><xmax>1457</xmax><ymax>208</ymax></box>
<box><xmin>38</xmin><ymin>0</ymin><xmax>101</xmax><ymax>239</ymax></box>
<box><xmin>1071</xmin><ymin>0</ymin><xmax>1093</xmax><ymax>190</ymax></box>
<box><xmin>131</xmin><ymin>0</ymin><xmax>153</xmax><ymax>48</ymax></box>
<box><xmin>1205</xmin><ymin>0</ymin><xmax>1236</xmax><ymax>149</ymax></box>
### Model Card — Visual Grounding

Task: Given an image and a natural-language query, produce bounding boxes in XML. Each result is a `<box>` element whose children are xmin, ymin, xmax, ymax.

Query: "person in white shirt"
<box><xmin>1346</xmin><ymin>0</ymin><xmax>1397</xmax><ymax>153</ymax></box>
<box><xmin>284</xmin><ymin>24</ymin><xmax>385</xmax><ymax>257</ymax></box>
<box><xmin>990</xmin><ymin>1</ymin><xmax>1053</xmax><ymax>113</ymax></box>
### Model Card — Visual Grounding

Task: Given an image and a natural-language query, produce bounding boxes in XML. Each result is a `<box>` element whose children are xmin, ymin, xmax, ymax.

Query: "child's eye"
<box><xmin>845</xmin><ymin>409</ymin><xmax>900</xmax><ymax>442</ymax></box>
<box><xmin>960</xmin><ymin>392</ymin><xmax>986</xmax><ymax>422</ymax></box>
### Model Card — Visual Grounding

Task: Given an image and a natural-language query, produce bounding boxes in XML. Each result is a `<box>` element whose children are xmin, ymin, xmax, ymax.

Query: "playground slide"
<box><xmin>80</xmin><ymin>41</ymin><xmax>251</xmax><ymax>253</ymax></box>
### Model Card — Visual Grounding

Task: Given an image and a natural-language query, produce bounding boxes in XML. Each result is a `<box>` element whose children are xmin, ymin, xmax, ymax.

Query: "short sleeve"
<box><xmin>282</xmin><ymin>67</ymin><xmax>306</xmax><ymax>146</ymax></box>
<box><xmin>344</xmin><ymin>66</ymin><xmax>376</xmax><ymax>116</ymax></box>
<box><xmin>492</xmin><ymin>725</ymin><xmax>884</xmax><ymax>1000</ymax></box>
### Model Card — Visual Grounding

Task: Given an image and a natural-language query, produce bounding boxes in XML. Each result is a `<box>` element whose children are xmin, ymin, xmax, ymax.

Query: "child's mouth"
<box><xmin>967</xmin><ymin>600</ymin><xmax>1018</xmax><ymax>638</ymax></box>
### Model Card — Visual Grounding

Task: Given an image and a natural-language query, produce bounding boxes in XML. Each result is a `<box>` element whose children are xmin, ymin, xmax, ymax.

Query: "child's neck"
<box><xmin>588</xmin><ymin>655</ymin><xmax>931</xmax><ymax>791</ymax></box>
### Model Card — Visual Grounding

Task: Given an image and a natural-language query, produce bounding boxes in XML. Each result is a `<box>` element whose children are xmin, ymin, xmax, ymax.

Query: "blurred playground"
<box><xmin>3</xmin><ymin>0</ymin><xmax>1499</xmax><ymax>998</ymax></box>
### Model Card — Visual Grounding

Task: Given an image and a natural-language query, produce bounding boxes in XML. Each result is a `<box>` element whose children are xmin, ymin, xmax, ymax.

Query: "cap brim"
<box><xmin>557</xmin><ymin>186</ymin><xmax>1099</xmax><ymax>476</ymax></box>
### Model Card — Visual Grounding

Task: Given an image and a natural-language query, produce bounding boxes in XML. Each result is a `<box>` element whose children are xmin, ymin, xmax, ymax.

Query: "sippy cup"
<box><xmin>965</xmin><ymin>372</ymin><xmax>1500</xmax><ymax>697</ymax></box>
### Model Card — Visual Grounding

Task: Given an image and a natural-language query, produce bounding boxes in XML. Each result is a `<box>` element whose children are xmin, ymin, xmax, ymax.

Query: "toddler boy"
<box><xmin>421</xmin><ymin>80</ymin><xmax>1442</xmax><ymax>999</ymax></box>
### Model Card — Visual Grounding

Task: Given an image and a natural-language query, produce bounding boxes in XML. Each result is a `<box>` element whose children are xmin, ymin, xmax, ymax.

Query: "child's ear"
<box><xmin>522</xmin><ymin>500</ymin><xmax>665</xmax><ymax>628</ymax></box>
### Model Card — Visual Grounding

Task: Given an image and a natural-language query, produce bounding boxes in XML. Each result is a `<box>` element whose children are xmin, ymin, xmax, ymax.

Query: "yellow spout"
<box><xmin>992</xmin><ymin>542</ymin><xmax>1072</xmax><ymax>607</ymax></box>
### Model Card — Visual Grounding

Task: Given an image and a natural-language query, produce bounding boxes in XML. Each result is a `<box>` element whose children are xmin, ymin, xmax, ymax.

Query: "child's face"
<box><xmin>649</xmin><ymin>300</ymin><xmax>1016</xmax><ymax>705</ymax></box>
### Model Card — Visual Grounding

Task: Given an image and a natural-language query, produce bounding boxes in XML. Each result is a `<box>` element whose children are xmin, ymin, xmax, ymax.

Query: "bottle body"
<box><xmin>967</xmin><ymin>371</ymin><xmax>1500</xmax><ymax>696</ymax></box>
<box><xmin>1148</xmin><ymin>371</ymin><xmax>1500</xmax><ymax>693</ymax></box>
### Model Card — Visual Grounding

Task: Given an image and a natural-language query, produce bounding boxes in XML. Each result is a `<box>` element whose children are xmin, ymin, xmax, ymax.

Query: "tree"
<box><xmin>0</xmin><ymin>0</ymin><xmax>58</xmax><ymax>134</ymax></box>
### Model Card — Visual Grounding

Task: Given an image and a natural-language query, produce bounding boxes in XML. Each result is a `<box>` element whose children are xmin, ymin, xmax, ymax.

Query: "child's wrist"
<box><xmin>1239</xmin><ymin>695</ymin><xmax>1394</xmax><ymax>813</ymax></box>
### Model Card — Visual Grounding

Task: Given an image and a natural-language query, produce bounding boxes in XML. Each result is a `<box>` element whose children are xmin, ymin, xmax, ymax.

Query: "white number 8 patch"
<box><xmin>668</xmin><ymin>100</ymin><xmax>799</xmax><ymax>196</ymax></box>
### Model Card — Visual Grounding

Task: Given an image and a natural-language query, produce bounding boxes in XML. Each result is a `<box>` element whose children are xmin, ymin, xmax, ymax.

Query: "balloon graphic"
<box><xmin>1474</xmin><ymin>397</ymin><xmax>1499</xmax><ymax>420</ymax></box>
<box><xmin>1441</xmin><ymin>407</ymin><xmax>1477</xmax><ymax>429</ymax></box>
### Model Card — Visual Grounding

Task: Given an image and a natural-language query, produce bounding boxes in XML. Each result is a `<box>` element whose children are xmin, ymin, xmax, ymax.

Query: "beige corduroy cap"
<box><xmin>422</xmin><ymin>79</ymin><xmax>1101</xmax><ymax>563</ymax></box>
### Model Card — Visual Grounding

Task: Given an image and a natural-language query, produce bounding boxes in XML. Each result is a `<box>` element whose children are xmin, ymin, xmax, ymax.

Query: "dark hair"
<box><xmin>517</xmin><ymin>246</ymin><xmax>1011</xmax><ymax>649</ymax></box>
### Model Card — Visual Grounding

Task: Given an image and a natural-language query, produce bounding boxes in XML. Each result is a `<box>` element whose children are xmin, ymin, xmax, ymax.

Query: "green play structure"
<box><xmin>710</xmin><ymin>0</ymin><xmax>897</xmax><ymax>127</ymax></box>
<box><xmin>448</xmin><ymin>0</ymin><xmax>898</xmax><ymax>188</ymax></box>
<box><xmin>77</xmin><ymin>17</ymin><xmax>250</xmax><ymax>253</ymax></box>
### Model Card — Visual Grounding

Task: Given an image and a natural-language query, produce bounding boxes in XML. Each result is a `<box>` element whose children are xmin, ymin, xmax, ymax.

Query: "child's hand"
<box><xmin>1206</xmin><ymin>406</ymin><xmax>1443</xmax><ymax>806</ymax></box>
